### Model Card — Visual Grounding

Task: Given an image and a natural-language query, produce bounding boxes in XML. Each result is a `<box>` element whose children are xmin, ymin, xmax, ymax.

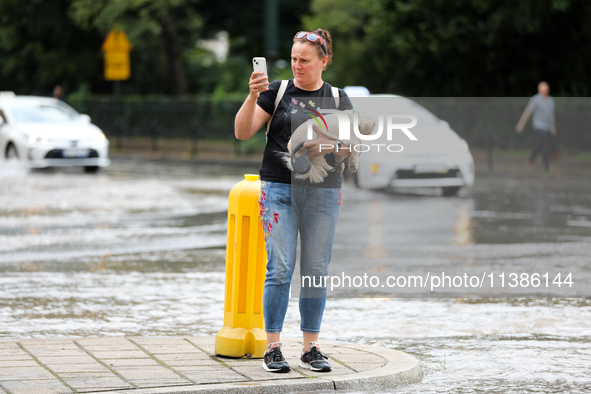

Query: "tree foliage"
<box><xmin>305</xmin><ymin>0</ymin><xmax>591</xmax><ymax>96</ymax></box>
<box><xmin>1</xmin><ymin>0</ymin><xmax>590</xmax><ymax>97</ymax></box>
<box><xmin>0</xmin><ymin>0</ymin><xmax>105</xmax><ymax>95</ymax></box>
<box><xmin>0</xmin><ymin>0</ymin><xmax>310</xmax><ymax>96</ymax></box>
<box><xmin>68</xmin><ymin>0</ymin><xmax>203</xmax><ymax>95</ymax></box>
<box><xmin>197</xmin><ymin>0</ymin><xmax>311</xmax><ymax>60</ymax></box>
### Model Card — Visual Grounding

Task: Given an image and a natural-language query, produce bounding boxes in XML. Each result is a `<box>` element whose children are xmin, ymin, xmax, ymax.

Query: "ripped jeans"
<box><xmin>259</xmin><ymin>181</ymin><xmax>340</xmax><ymax>334</ymax></box>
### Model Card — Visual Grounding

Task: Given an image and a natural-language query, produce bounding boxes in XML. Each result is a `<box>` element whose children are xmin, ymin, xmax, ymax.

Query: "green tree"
<box><xmin>0</xmin><ymin>0</ymin><xmax>313</xmax><ymax>96</ymax></box>
<box><xmin>305</xmin><ymin>0</ymin><xmax>591</xmax><ymax>96</ymax></box>
<box><xmin>69</xmin><ymin>0</ymin><xmax>203</xmax><ymax>95</ymax></box>
<box><xmin>0</xmin><ymin>0</ymin><xmax>104</xmax><ymax>95</ymax></box>
<box><xmin>67</xmin><ymin>0</ymin><xmax>313</xmax><ymax>95</ymax></box>
<box><xmin>197</xmin><ymin>0</ymin><xmax>312</xmax><ymax>76</ymax></box>
<box><xmin>303</xmin><ymin>0</ymin><xmax>375</xmax><ymax>88</ymax></box>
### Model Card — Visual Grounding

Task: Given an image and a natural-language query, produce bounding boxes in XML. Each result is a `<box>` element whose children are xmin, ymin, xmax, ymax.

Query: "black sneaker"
<box><xmin>262</xmin><ymin>343</ymin><xmax>290</xmax><ymax>373</ymax></box>
<box><xmin>299</xmin><ymin>342</ymin><xmax>331</xmax><ymax>372</ymax></box>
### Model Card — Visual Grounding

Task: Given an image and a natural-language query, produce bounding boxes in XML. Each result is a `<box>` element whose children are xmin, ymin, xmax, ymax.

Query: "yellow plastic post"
<box><xmin>215</xmin><ymin>174</ymin><xmax>267</xmax><ymax>358</ymax></box>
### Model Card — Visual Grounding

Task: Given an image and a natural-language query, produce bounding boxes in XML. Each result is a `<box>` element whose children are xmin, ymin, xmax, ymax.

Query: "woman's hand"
<box><xmin>249</xmin><ymin>71</ymin><xmax>269</xmax><ymax>98</ymax></box>
<box><xmin>235</xmin><ymin>72</ymin><xmax>271</xmax><ymax>140</ymax></box>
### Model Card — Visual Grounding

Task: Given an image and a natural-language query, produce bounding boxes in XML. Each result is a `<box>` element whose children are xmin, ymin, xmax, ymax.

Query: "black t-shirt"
<box><xmin>257</xmin><ymin>79</ymin><xmax>353</xmax><ymax>188</ymax></box>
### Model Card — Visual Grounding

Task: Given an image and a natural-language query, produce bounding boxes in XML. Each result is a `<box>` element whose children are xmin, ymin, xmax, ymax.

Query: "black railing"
<box><xmin>69</xmin><ymin>97</ymin><xmax>591</xmax><ymax>158</ymax></box>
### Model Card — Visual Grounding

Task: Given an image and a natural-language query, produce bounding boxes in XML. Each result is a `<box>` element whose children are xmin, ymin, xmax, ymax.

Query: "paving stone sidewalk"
<box><xmin>0</xmin><ymin>336</ymin><xmax>422</xmax><ymax>394</ymax></box>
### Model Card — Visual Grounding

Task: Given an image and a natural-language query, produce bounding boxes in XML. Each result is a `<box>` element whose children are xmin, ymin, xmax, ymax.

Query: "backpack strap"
<box><xmin>331</xmin><ymin>86</ymin><xmax>340</xmax><ymax>109</ymax></box>
<box><xmin>266</xmin><ymin>79</ymin><xmax>289</xmax><ymax>135</ymax></box>
<box><xmin>266</xmin><ymin>81</ymin><xmax>340</xmax><ymax>135</ymax></box>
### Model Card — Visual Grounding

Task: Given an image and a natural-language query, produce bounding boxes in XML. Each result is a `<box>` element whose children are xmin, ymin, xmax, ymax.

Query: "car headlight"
<box><xmin>27</xmin><ymin>136</ymin><xmax>49</xmax><ymax>144</ymax></box>
<box><xmin>457</xmin><ymin>139</ymin><xmax>469</xmax><ymax>153</ymax></box>
<box><xmin>93</xmin><ymin>133</ymin><xmax>107</xmax><ymax>144</ymax></box>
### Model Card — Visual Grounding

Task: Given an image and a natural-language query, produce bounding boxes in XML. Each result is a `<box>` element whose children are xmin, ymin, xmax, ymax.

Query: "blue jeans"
<box><xmin>259</xmin><ymin>181</ymin><xmax>340</xmax><ymax>334</ymax></box>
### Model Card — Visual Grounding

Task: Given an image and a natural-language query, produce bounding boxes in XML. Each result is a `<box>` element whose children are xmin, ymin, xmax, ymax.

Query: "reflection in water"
<box><xmin>364</xmin><ymin>200</ymin><xmax>388</xmax><ymax>259</ymax></box>
<box><xmin>532</xmin><ymin>178</ymin><xmax>551</xmax><ymax>227</ymax></box>
<box><xmin>452</xmin><ymin>204</ymin><xmax>474</xmax><ymax>246</ymax></box>
<box><xmin>332</xmin><ymin>179</ymin><xmax>589</xmax><ymax>298</ymax></box>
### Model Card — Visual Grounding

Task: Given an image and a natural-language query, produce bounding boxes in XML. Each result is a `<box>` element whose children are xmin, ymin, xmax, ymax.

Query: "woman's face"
<box><xmin>291</xmin><ymin>41</ymin><xmax>328</xmax><ymax>88</ymax></box>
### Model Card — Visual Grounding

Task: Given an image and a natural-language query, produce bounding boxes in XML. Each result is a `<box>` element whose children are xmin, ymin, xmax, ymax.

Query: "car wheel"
<box><xmin>5</xmin><ymin>143</ymin><xmax>18</xmax><ymax>161</ymax></box>
<box><xmin>442</xmin><ymin>186</ymin><xmax>460</xmax><ymax>197</ymax></box>
<box><xmin>84</xmin><ymin>166</ymin><xmax>99</xmax><ymax>173</ymax></box>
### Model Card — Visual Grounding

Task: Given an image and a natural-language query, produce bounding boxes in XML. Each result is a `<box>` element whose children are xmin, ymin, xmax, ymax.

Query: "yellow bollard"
<box><xmin>215</xmin><ymin>174</ymin><xmax>267</xmax><ymax>358</ymax></box>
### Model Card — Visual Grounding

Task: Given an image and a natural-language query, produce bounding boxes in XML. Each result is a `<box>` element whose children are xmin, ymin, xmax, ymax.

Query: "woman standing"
<box><xmin>234</xmin><ymin>29</ymin><xmax>351</xmax><ymax>373</ymax></box>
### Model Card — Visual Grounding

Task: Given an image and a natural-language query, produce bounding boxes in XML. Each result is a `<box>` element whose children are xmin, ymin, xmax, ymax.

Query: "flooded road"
<box><xmin>1</xmin><ymin>159</ymin><xmax>590</xmax><ymax>393</ymax></box>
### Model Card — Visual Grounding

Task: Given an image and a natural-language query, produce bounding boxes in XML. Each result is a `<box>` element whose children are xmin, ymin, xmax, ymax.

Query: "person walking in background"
<box><xmin>515</xmin><ymin>81</ymin><xmax>558</xmax><ymax>171</ymax></box>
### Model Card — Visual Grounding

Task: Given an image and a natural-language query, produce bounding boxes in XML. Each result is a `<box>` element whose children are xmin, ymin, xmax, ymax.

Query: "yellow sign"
<box><xmin>102</xmin><ymin>30</ymin><xmax>132</xmax><ymax>81</ymax></box>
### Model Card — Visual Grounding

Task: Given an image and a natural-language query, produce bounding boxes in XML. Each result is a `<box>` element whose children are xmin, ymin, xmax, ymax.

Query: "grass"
<box><xmin>437</xmin><ymin>353</ymin><xmax>447</xmax><ymax>372</ymax></box>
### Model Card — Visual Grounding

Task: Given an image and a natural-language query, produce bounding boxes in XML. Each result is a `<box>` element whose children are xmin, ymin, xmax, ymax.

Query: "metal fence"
<box><xmin>71</xmin><ymin>98</ymin><xmax>245</xmax><ymax>152</ymax></box>
<box><xmin>71</xmin><ymin>97</ymin><xmax>591</xmax><ymax>154</ymax></box>
<box><xmin>413</xmin><ymin>97</ymin><xmax>591</xmax><ymax>152</ymax></box>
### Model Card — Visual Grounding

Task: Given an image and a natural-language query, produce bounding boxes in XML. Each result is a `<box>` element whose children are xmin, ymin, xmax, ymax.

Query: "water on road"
<box><xmin>1</xmin><ymin>159</ymin><xmax>590</xmax><ymax>393</ymax></box>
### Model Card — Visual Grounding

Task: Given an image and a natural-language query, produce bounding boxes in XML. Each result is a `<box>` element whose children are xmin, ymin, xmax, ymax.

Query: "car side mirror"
<box><xmin>79</xmin><ymin>114</ymin><xmax>91</xmax><ymax>123</ymax></box>
<box><xmin>439</xmin><ymin>119</ymin><xmax>450</xmax><ymax>129</ymax></box>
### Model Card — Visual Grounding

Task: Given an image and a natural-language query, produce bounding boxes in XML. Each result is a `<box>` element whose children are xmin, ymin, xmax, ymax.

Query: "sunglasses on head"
<box><xmin>294</xmin><ymin>31</ymin><xmax>326</xmax><ymax>54</ymax></box>
<box><xmin>294</xmin><ymin>31</ymin><xmax>323</xmax><ymax>44</ymax></box>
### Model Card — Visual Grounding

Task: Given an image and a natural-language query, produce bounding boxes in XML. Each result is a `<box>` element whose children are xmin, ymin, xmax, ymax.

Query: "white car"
<box><xmin>353</xmin><ymin>95</ymin><xmax>475</xmax><ymax>196</ymax></box>
<box><xmin>0</xmin><ymin>92</ymin><xmax>110</xmax><ymax>172</ymax></box>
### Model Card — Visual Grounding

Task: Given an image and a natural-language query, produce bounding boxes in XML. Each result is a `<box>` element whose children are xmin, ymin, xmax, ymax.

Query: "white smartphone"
<box><xmin>252</xmin><ymin>57</ymin><xmax>268</xmax><ymax>77</ymax></box>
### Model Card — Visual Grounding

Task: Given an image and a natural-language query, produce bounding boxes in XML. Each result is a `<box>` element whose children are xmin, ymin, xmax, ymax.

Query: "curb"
<box><xmin>0</xmin><ymin>336</ymin><xmax>422</xmax><ymax>394</ymax></box>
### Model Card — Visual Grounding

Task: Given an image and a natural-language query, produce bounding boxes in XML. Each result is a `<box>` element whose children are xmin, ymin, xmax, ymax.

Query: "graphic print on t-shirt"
<box><xmin>256</xmin><ymin>79</ymin><xmax>353</xmax><ymax>188</ymax></box>
<box><xmin>284</xmin><ymin>97</ymin><xmax>330</xmax><ymax>139</ymax></box>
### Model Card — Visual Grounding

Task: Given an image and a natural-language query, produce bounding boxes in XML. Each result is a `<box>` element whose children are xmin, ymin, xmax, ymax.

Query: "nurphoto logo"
<box><xmin>305</xmin><ymin>109</ymin><xmax>419</xmax><ymax>153</ymax></box>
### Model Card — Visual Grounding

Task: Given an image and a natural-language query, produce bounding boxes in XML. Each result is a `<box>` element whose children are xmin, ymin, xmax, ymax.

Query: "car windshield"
<box><xmin>10</xmin><ymin>104</ymin><xmax>78</xmax><ymax>122</ymax></box>
<box><xmin>381</xmin><ymin>100</ymin><xmax>440</xmax><ymax>128</ymax></box>
<box><xmin>399</xmin><ymin>103</ymin><xmax>440</xmax><ymax>127</ymax></box>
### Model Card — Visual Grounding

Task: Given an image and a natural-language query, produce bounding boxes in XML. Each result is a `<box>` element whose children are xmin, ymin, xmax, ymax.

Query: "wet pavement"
<box><xmin>0</xmin><ymin>336</ymin><xmax>421</xmax><ymax>393</ymax></box>
<box><xmin>323</xmin><ymin>174</ymin><xmax>590</xmax><ymax>298</ymax></box>
<box><xmin>1</xmin><ymin>158</ymin><xmax>590</xmax><ymax>393</ymax></box>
